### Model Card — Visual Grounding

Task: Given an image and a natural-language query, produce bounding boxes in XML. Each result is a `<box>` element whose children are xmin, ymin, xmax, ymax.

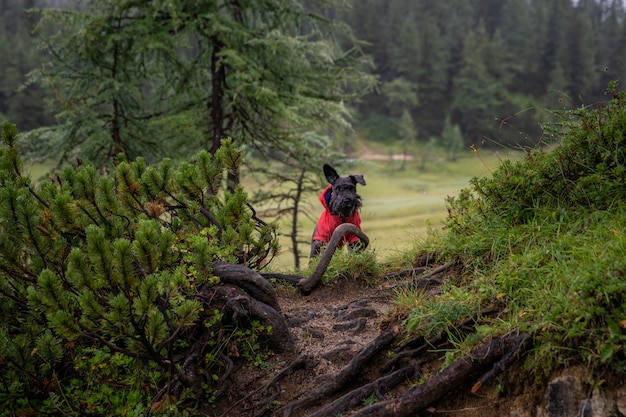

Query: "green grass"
<box><xmin>396</xmin><ymin>90</ymin><xmax>626</xmax><ymax>377</ymax></box>
<box><xmin>405</xmin><ymin>204</ymin><xmax>626</xmax><ymax>375</ymax></box>
<box><xmin>24</xmin><ymin>159</ymin><xmax>57</xmax><ymax>180</ymax></box>
<box><xmin>267</xmin><ymin>149</ymin><xmax>516</xmax><ymax>269</ymax></box>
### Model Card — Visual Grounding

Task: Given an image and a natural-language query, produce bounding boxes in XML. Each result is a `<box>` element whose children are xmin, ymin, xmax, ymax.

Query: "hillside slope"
<box><xmin>208</xmin><ymin>87</ymin><xmax>626</xmax><ymax>416</ymax></box>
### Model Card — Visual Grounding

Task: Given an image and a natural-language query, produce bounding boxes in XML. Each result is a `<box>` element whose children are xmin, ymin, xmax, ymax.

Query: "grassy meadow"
<box><xmin>266</xmin><ymin>147</ymin><xmax>521</xmax><ymax>270</ymax></box>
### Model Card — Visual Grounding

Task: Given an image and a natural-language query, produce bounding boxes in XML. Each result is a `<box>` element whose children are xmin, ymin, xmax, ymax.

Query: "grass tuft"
<box><xmin>304</xmin><ymin>248</ymin><xmax>382</xmax><ymax>287</ymax></box>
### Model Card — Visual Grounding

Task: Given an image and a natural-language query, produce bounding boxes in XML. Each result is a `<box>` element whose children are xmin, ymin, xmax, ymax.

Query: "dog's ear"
<box><xmin>350</xmin><ymin>174</ymin><xmax>366</xmax><ymax>186</ymax></box>
<box><xmin>323</xmin><ymin>164</ymin><xmax>340</xmax><ymax>184</ymax></box>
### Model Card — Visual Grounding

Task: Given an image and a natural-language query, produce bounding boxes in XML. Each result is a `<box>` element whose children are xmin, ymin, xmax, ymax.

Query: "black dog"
<box><xmin>310</xmin><ymin>164</ymin><xmax>366</xmax><ymax>257</ymax></box>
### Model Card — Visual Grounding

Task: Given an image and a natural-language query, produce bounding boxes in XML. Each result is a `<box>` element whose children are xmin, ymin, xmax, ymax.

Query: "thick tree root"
<box><xmin>274</xmin><ymin>326</ymin><xmax>398</xmax><ymax>417</ymax></box>
<box><xmin>206</xmin><ymin>254</ymin><xmax>531</xmax><ymax>417</ymax></box>
<box><xmin>217</xmin><ymin>354</ymin><xmax>316</xmax><ymax>417</ymax></box>
<box><xmin>471</xmin><ymin>333</ymin><xmax>531</xmax><ymax>394</ymax></box>
<box><xmin>253</xmin><ymin>303</ymin><xmax>514</xmax><ymax>417</ymax></box>
<box><xmin>213</xmin><ymin>262</ymin><xmax>282</xmax><ymax>312</ymax></box>
<box><xmin>383</xmin><ymin>267</ymin><xmax>427</xmax><ymax>280</ymax></box>
<box><xmin>307</xmin><ymin>364</ymin><xmax>417</xmax><ymax>417</ymax></box>
<box><xmin>261</xmin><ymin>223</ymin><xmax>370</xmax><ymax>294</ymax></box>
<box><xmin>349</xmin><ymin>332</ymin><xmax>530</xmax><ymax>417</ymax></box>
<box><xmin>382</xmin><ymin>306</ymin><xmax>502</xmax><ymax>372</ymax></box>
<box><xmin>298</xmin><ymin>223</ymin><xmax>369</xmax><ymax>294</ymax></box>
<box><xmin>212</xmin><ymin>285</ymin><xmax>295</xmax><ymax>353</ymax></box>
<box><xmin>149</xmin><ymin>280</ymin><xmax>293</xmax><ymax>411</ymax></box>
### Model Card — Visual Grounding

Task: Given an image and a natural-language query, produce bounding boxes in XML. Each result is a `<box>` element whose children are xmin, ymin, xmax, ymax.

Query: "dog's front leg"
<box><xmin>309</xmin><ymin>239</ymin><xmax>324</xmax><ymax>258</ymax></box>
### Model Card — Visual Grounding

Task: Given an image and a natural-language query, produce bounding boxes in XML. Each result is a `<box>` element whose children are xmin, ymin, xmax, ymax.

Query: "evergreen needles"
<box><xmin>0</xmin><ymin>126</ymin><xmax>279</xmax><ymax>414</ymax></box>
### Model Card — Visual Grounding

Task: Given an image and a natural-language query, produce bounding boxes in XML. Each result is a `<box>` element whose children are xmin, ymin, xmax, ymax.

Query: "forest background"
<box><xmin>2</xmin><ymin>0</ymin><xmax>626</xmax><ymax>267</ymax></box>
<box><xmin>3</xmin><ymin>1</ymin><xmax>626</xmax><ymax>415</ymax></box>
<box><xmin>3</xmin><ymin>0</ymin><xmax>626</xmax><ymax>148</ymax></box>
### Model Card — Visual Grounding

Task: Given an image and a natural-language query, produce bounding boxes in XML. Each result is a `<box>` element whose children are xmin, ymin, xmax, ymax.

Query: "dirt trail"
<box><xmin>210</xmin><ymin>277</ymin><xmax>400</xmax><ymax>417</ymax></box>
<box><xmin>207</xmin><ymin>263</ymin><xmax>547</xmax><ymax>417</ymax></box>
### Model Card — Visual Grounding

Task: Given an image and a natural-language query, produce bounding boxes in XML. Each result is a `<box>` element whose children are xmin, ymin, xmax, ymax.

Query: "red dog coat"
<box><xmin>312</xmin><ymin>185</ymin><xmax>362</xmax><ymax>246</ymax></box>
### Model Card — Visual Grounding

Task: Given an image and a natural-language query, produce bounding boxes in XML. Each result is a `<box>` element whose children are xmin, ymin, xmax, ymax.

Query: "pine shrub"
<box><xmin>0</xmin><ymin>123</ymin><xmax>278</xmax><ymax>414</ymax></box>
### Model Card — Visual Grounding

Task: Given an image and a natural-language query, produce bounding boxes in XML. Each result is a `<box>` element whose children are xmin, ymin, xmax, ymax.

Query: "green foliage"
<box><xmin>464</xmin><ymin>87</ymin><xmax>626</xmax><ymax>225</ymax></box>
<box><xmin>349</xmin><ymin>0</ymin><xmax>623</xmax><ymax>146</ymax></box>
<box><xmin>231</xmin><ymin>320</ymin><xmax>274</xmax><ymax>369</ymax></box>
<box><xmin>440</xmin><ymin>115</ymin><xmax>464</xmax><ymax>161</ymax></box>
<box><xmin>0</xmin><ymin>124</ymin><xmax>278</xmax><ymax>414</ymax></box>
<box><xmin>0</xmin><ymin>0</ymin><xmax>53</xmax><ymax>132</ymax></box>
<box><xmin>403</xmin><ymin>86</ymin><xmax>626</xmax><ymax>376</ymax></box>
<box><xmin>26</xmin><ymin>0</ymin><xmax>375</xmax><ymax>167</ymax></box>
<box><xmin>5</xmin><ymin>0</ymin><xmax>626</xmax><ymax>154</ymax></box>
<box><xmin>405</xmin><ymin>285</ymin><xmax>479</xmax><ymax>338</ymax></box>
<box><xmin>306</xmin><ymin>248</ymin><xmax>381</xmax><ymax>287</ymax></box>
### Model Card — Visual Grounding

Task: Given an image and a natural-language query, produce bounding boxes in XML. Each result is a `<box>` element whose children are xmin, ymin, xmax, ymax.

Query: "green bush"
<box><xmin>0</xmin><ymin>123</ymin><xmax>278</xmax><ymax>415</ymax></box>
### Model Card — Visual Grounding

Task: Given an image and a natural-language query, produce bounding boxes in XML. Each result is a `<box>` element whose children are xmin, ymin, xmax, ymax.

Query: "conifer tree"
<box><xmin>28</xmin><ymin>0</ymin><xmax>375</xmax><ymax>168</ymax></box>
<box><xmin>450</xmin><ymin>21</ymin><xmax>507</xmax><ymax>144</ymax></box>
<box><xmin>397</xmin><ymin>108</ymin><xmax>417</xmax><ymax>170</ymax></box>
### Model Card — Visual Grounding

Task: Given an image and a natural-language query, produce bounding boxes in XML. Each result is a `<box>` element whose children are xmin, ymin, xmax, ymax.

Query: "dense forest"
<box><xmin>346</xmin><ymin>0</ymin><xmax>626</xmax><ymax>148</ymax></box>
<box><xmin>0</xmin><ymin>0</ymin><xmax>53</xmax><ymax>131</ymax></box>
<box><xmin>2</xmin><ymin>0</ymin><xmax>625</xmax><ymax>155</ymax></box>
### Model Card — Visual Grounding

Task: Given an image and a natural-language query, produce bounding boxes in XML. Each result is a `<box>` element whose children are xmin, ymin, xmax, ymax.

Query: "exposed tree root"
<box><xmin>212</xmin><ymin>285</ymin><xmax>295</xmax><ymax>353</ymax></box>
<box><xmin>307</xmin><ymin>364</ymin><xmax>417</xmax><ymax>417</ymax></box>
<box><xmin>217</xmin><ymin>354</ymin><xmax>315</xmax><ymax>417</ymax></box>
<box><xmin>213</xmin><ymin>262</ymin><xmax>282</xmax><ymax>311</ymax></box>
<box><xmin>273</xmin><ymin>326</ymin><xmax>399</xmax><ymax>417</ymax></box>
<box><xmin>298</xmin><ymin>223</ymin><xmax>369</xmax><ymax>294</ymax></box>
<box><xmin>382</xmin><ymin>306</ymin><xmax>502</xmax><ymax>372</ymax></box>
<box><xmin>415</xmin><ymin>261</ymin><xmax>454</xmax><ymax>282</ymax></box>
<box><xmin>385</xmin><ymin>261</ymin><xmax>455</xmax><ymax>293</ymax></box>
<box><xmin>471</xmin><ymin>333</ymin><xmax>531</xmax><ymax>394</ymax></box>
<box><xmin>383</xmin><ymin>267</ymin><xmax>427</xmax><ymax>280</ymax></box>
<box><xmin>149</xmin><ymin>279</ymin><xmax>294</xmax><ymax>411</ymax></box>
<box><xmin>261</xmin><ymin>223</ymin><xmax>370</xmax><ymax>294</ymax></box>
<box><xmin>208</xmin><ymin>248</ymin><xmax>529</xmax><ymax>417</ymax></box>
<box><xmin>349</xmin><ymin>332</ymin><xmax>530</xmax><ymax>417</ymax></box>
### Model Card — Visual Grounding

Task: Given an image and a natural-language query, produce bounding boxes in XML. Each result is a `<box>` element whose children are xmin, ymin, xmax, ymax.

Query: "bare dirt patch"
<box><xmin>210</xmin><ymin>278</ymin><xmax>398</xmax><ymax>417</ymax></box>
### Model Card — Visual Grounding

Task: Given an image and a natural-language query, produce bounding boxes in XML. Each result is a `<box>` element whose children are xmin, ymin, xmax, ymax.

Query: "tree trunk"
<box><xmin>210</xmin><ymin>37</ymin><xmax>226</xmax><ymax>156</ymax></box>
<box><xmin>290</xmin><ymin>167</ymin><xmax>306</xmax><ymax>269</ymax></box>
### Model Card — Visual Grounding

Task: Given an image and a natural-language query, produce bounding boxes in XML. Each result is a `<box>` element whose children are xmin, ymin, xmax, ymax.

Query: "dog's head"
<box><xmin>323</xmin><ymin>164</ymin><xmax>366</xmax><ymax>219</ymax></box>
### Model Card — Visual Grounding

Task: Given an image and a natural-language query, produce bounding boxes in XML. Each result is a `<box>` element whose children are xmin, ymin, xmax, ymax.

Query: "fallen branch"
<box><xmin>261</xmin><ymin>223</ymin><xmax>370</xmax><ymax>294</ymax></box>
